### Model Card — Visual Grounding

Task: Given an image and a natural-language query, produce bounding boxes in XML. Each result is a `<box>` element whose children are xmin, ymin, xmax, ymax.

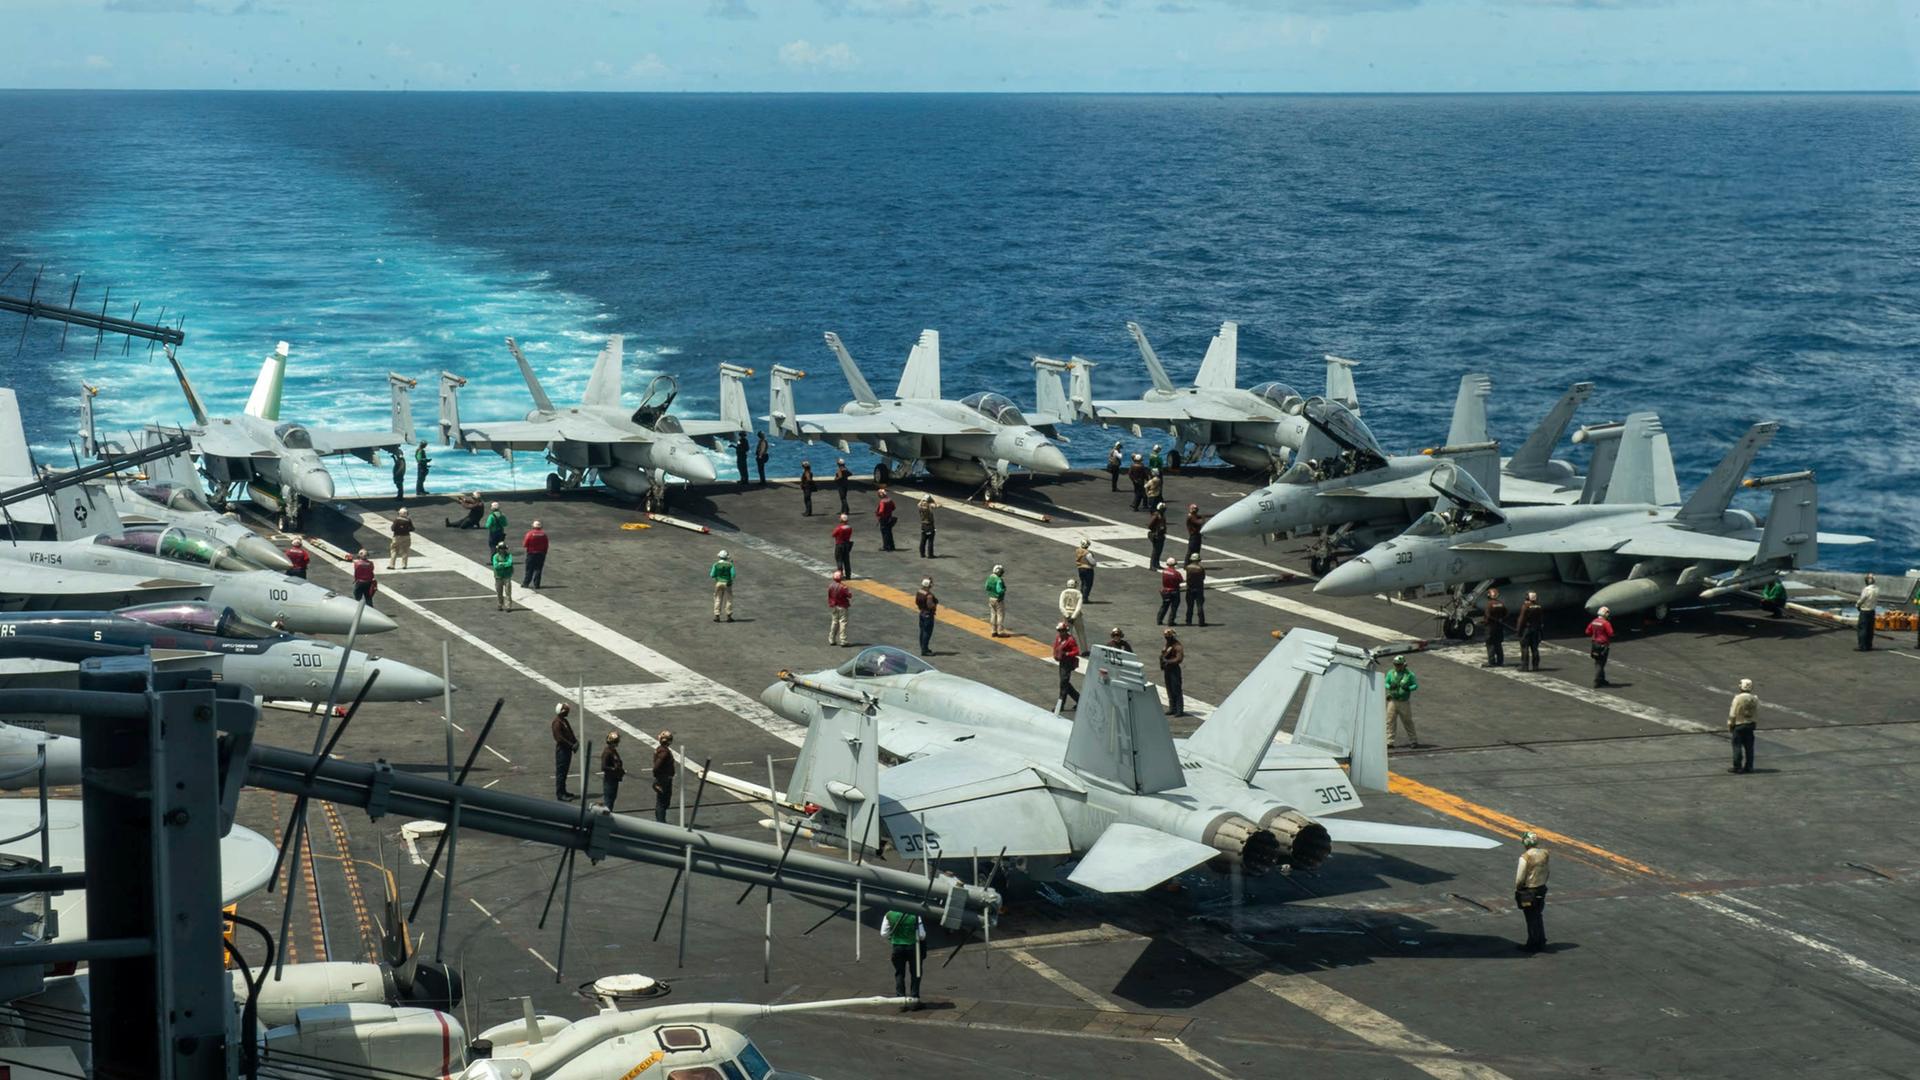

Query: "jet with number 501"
<box><xmin>761</xmin><ymin>633</ymin><xmax>1495</xmax><ymax>896</ymax></box>
<box><xmin>768</xmin><ymin>330</ymin><xmax>1071</xmax><ymax>490</ymax></box>
<box><xmin>0</xmin><ymin>603</ymin><xmax>441</xmax><ymax>701</ymax></box>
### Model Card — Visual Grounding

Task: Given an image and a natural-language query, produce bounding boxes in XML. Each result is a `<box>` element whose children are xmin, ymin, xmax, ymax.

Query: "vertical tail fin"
<box><xmin>1066</xmin><ymin>646</ymin><xmax>1185</xmax><ymax>795</ymax></box>
<box><xmin>787</xmin><ymin>701</ymin><xmax>882</xmax><ymax>856</ymax></box>
<box><xmin>0</xmin><ymin>389</ymin><xmax>32</xmax><ymax>478</ymax></box>
<box><xmin>582</xmin><ymin>335</ymin><xmax>625</xmax><ymax>408</ymax></box>
<box><xmin>1068</xmin><ymin>357</ymin><xmax>1096</xmax><ymax>420</ymax></box>
<box><xmin>144</xmin><ymin>443</ymin><xmax>205</xmax><ymax>496</ymax></box>
<box><xmin>388</xmin><ymin>373</ymin><xmax>417</xmax><ymax>444</ymax></box>
<box><xmin>504</xmin><ymin>337</ymin><xmax>557</xmax><ymax>414</ymax></box>
<box><xmin>164</xmin><ymin>347</ymin><xmax>211</xmax><ymax>428</ymax></box>
<box><xmin>1446</xmin><ymin>373</ymin><xmax>1493</xmax><ymax>448</ymax></box>
<box><xmin>1125</xmin><ymin>321</ymin><xmax>1178</xmax><ymax>394</ymax></box>
<box><xmin>1601</xmin><ymin>413</ymin><xmax>1668</xmax><ymax>506</ymax></box>
<box><xmin>823</xmin><ymin>333</ymin><xmax>879</xmax><ymax>405</ymax></box>
<box><xmin>77</xmin><ymin>384</ymin><xmax>101</xmax><ymax>459</ymax></box>
<box><xmin>1193</xmin><ymin>321</ymin><xmax>1239</xmax><ymax>390</ymax></box>
<box><xmin>1506</xmin><ymin>381</ymin><xmax>1594</xmax><ymax>478</ymax></box>
<box><xmin>1291</xmin><ymin>639</ymin><xmax>1389</xmax><ymax>793</ymax></box>
<box><xmin>1675</xmin><ymin>421</ymin><xmax>1780</xmax><ymax>528</ymax></box>
<box><xmin>437</xmin><ymin>372</ymin><xmax>467</xmax><ymax>447</ymax></box>
<box><xmin>243</xmin><ymin>342</ymin><xmax>288</xmax><ymax>420</ymax></box>
<box><xmin>769</xmin><ymin>365</ymin><xmax>806</xmax><ymax>437</ymax></box>
<box><xmin>715</xmin><ymin>363</ymin><xmax>753</xmax><ymax>434</ymax></box>
<box><xmin>1323</xmin><ymin>355</ymin><xmax>1360</xmax><ymax>412</ymax></box>
<box><xmin>1432</xmin><ymin>442</ymin><xmax>1503</xmax><ymax>508</ymax></box>
<box><xmin>1030</xmin><ymin>356</ymin><xmax>1073</xmax><ymax>425</ymax></box>
<box><xmin>1573</xmin><ymin>421</ymin><xmax>1623</xmax><ymax>504</ymax></box>
<box><xmin>1187</xmin><ymin>630</ymin><xmax>1385</xmax><ymax>786</ymax></box>
<box><xmin>1750</xmin><ymin>471</ymin><xmax>1819</xmax><ymax>568</ymax></box>
<box><xmin>50</xmin><ymin>480</ymin><xmax>122</xmax><ymax>541</ymax></box>
<box><xmin>893</xmin><ymin>329</ymin><xmax>941</xmax><ymax>401</ymax></box>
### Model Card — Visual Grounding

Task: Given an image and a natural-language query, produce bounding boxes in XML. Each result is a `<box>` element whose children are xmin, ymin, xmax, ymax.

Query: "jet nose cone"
<box><xmin>296</xmin><ymin>469</ymin><xmax>335</xmax><ymax>503</ymax></box>
<box><xmin>237</xmin><ymin>534</ymin><xmax>294</xmax><ymax>571</ymax></box>
<box><xmin>1031</xmin><ymin>443</ymin><xmax>1070</xmax><ymax>474</ymax></box>
<box><xmin>1313</xmin><ymin>557</ymin><xmax>1374</xmax><ymax>596</ymax></box>
<box><xmin>365</xmin><ymin>657</ymin><xmax>447</xmax><ymax>701</ymax></box>
<box><xmin>759</xmin><ymin>681</ymin><xmax>793</xmax><ymax>717</ymax></box>
<box><xmin>314</xmin><ymin>594</ymin><xmax>397</xmax><ymax>634</ymax></box>
<box><xmin>674</xmin><ymin>449</ymin><xmax>717</xmax><ymax>484</ymax></box>
<box><xmin>1202</xmin><ymin>497</ymin><xmax>1260</xmax><ymax>538</ymax></box>
<box><xmin>356</xmin><ymin>604</ymin><xmax>399</xmax><ymax>634</ymax></box>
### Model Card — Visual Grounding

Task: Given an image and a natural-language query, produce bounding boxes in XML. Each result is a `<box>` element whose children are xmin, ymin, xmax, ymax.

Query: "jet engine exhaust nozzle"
<box><xmin>1263</xmin><ymin>808</ymin><xmax>1332</xmax><ymax>871</ymax></box>
<box><xmin>1202</xmin><ymin>814</ymin><xmax>1285</xmax><ymax>876</ymax></box>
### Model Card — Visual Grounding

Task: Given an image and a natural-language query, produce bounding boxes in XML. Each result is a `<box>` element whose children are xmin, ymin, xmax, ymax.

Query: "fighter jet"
<box><xmin>152</xmin><ymin>341</ymin><xmax>418</xmax><ymax>525</ymax></box>
<box><xmin>762</xmin><ymin>633</ymin><xmax>1496</xmax><ymax>896</ymax></box>
<box><xmin>0</xmin><ymin>481</ymin><xmax>392</xmax><ymax>633</ymax></box>
<box><xmin>1203</xmin><ymin>375</ymin><xmax>1601</xmax><ymax>571</ymax></box>
<box><xmin>1069</xmin><ymin>320</ymin><xmax>1364</xmax><ymax>471</ymax></box>
<box><xmin>437</xmin><ymin>336</ymin><xmax>753</xmax><ymax>498</ymax></box>
<box><xmin>1314</xmin><ymin>417</ymin><xmax>1874</xmax><ymax>620</ymax></box>
<box><xmin>0</xmin><ymin>603</ymin><xmax>442</xmax><ymax>701</ymax></box>
<box><xmin>767</xmin><ymin>330</ymin><xmax>1071</xmax><ymax>491</ymax></box>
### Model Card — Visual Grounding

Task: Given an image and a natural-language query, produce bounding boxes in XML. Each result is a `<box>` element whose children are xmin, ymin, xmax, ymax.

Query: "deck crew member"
<box><xmin>483</xmin><ymin>502</ymin><xmax>507</xmax><ymax>553</ymax></box>
<box><xmin>827</xmin><ymin>570</ymin><xmax>852</xmax><ymax>646</ymax></box>
<box><xmin>390</xmin><ymin>448</ymin><xmax>406</xmax><ymax>499</ymax></box>
<box><xmin>1484</xmin><ymin>587</ymin><xmax>1508</xmax><ymax>667</ymax></box>
<box><xmin>1515</xmin><ymin>832</ymin><xmax>1550</xmax><ymax>952</ymax></box>
<box><xmin>985</xmin><ymin>565</ymin><xmax>1007</xmax><ymax>637</ymax></box>
<box><xmin>387</xmin><ymin>508</ymin><xmax>414</xmax><ymax>570</ymax></box>
<box><xmin>1728</xmin><ymin>677</ymin><xmax>1759</xmax><ymax>774</ymax></box>
<box><xmin>918</xmin><ymin>496</ymin><xmax>937</xmax><ymax>558</ymax></box>
<box><xmin>915</xmin><ymin>577</ymin><xmax>939</xmax><ymax>656</ymax></box>
<box><xmin>1856</xmin><ymin>573</ymin><xmax>1878</xmax><ymax>651</ymax></box>
<box><xmin>1148</xmin><ymin>444</ymin><xmax>1164</xmax><ymax>472</ymax></box>
<box><xmin>1147</xmin><ymin>503</ymin><xmax>1167</xmax><ymax>568</ymax></box>
<box><xmin>284</xmin><ymin>538</ymin><xmax>309</xmax><ymax>580</ymax></box>
<box><xmin>833</xmin><ymin>458</ymin><xmax>852</xmax><ymax>514</ymax></box>
<box><xmin>711</xmin><ymin>549</ymin><xmax>736</xmax><ymax>622</ymax></box>
<box><xmin>600</xmin><ymin>731</ymin><xmax>624</xmax><ymax>809</ymax></box>
<box><xmin>1585</xmin><ymin>606</ymin><xmax>1615</xmax><ymax>687</ymax></box>
<box><xmin>652</xmin><ymin>730</ymin><xmax>676</xmax><ymax>822</ymax></box>
<box><xmin>1759</xmin><ymin>578</ymin><xmax>1787</xmax><ymax>618</ymax></box>
<box><xmin>875</xmin><ymin>487</ymin><xmax>899</xmax><ymax>551</ymax></box>
<box><xmin>521</xmin><ymin>520</ymin><xmax>549</xmax><ymax>589</ymax></box>
<box><xmin>1074</xmin><ymin>540</ymin><xmax>1096</xmax><ymax>601</ymax></box>
<box><xmin>1384</xmin><ymin>655</ymin><xmax>1418</xmax><ymax>748</ymax></box>
<box><xmin>1128</xmin><ymin>454</ymin><xmax>1148</xmax><ymax>510</ymax></box>
<box><xmin>1184</xmin><ymin>555</ymin><xmax>1207</xmax><ymax>626</ymax></box>
<box><xmin>1515</xmin><ymin>590</ymin><xmax>1544</xmax><ymax>671</ymax></box>
<box><xmin>414</xmin><ymin>441</ymin><xmax>430</xmax><ymax>495</ymax></box>
<box><xmin>490</xmin><ymin>542</ymin><xmax>515</xmax><ymax>611</ymax></box>
<box><xmin>754</xmin><ymin>431</ymin><xmax>770</xmax><ymax>485</ymax></box>
<box><xmin>350</xmin><ymin>549</ymin><xmax>377</xmax><ymax>607</ymax></box>
<box><xmin>832</xmin><ymin>514</ymin><xmax>854</xmax><ymax>578</ymax></box>
<box><xmin>734</xmin><ymin>435</ymin><xmax>750</xmax><ymax>488</ymax></box>
<box><xmin>1157</xmin><ymin>558</ymin><xmax>1183</xmax><ymax>627</ymax></box>
<box><xmin>1052</xmin><ymin>622</ymin><xmax>1081</xmax><ymax>710</ymax></box>
<box><xmin>1106</xmin><ymin>442</ymin><xmax>1124</xmax><ymax>491</ymax></box>
<box><xmin>551</xmin><ymin>703</ymin><xmax>579</xmax><ymax>801</ymax></box>
<box><xmin>881</xmin><ymin>908</ymin><xmax>926</xmax><ymax>1007</ymax></box>
<box><xmin>1160</xmin><ymin>628</ymin><xmax>1185</xmax><ymax>717</ymax></box>
<box><xmin>1058</xmin><ymin>577</ymin><xmax>1086</xmax><ymax>650</ymax></box>
<box><xmin>1184</xmin><ymin>503</ymin><xmax>1206</xmax><ymax>560</ymax></box>
<box><xmin>446</xmin><ymin>491</ymin><xmax>483</xmax><ymax>529</ymax></box>
<box><xmin>1107</xmin><ymin>626</ymin><xmax>1132</xmax><ymax>652</ymax></box>
<box><xmin>1144</xmin><ymin>470</ymin><xmax>1163</xmax><ymax>510</ymax></box>
<box><xmin>799</xmin><ymin>461</ymin><xmax>817</xmax><ymax>516</ymax></box>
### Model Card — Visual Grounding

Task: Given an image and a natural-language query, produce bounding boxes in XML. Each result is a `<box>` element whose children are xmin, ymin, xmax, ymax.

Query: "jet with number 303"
<box><xmin>760</xmin><ymin>632</ymin><xmax>1496</xmax><ymax>896</ymax></box>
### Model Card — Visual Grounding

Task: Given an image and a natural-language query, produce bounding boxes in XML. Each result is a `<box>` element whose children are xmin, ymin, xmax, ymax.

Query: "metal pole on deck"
<box><xmin>442</xmin><ymin>641</ymin><xmax>454</xmax><ymax>784</ymax></box>
<box><xmin>553</xmin><ymin>680</ymin><xmax>587</xmax><ymax>982</ymax></box>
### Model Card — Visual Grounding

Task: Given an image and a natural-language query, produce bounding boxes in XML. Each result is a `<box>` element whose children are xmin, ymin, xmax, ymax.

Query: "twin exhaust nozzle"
<box><xmin>1203</xmin><ymin>810</ymin><xmax>1331</xmax><ymax>874</ymax></box>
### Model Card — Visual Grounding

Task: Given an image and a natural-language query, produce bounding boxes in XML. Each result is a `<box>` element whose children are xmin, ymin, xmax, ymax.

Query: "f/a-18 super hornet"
<box><xmin>768</xmin><ymin>330</ymin><xmax>1071</xmax><ymax>492</ymax></box>
<box><xmin>1203</xmin><ymin>375</ymin><xmax>1600</xmax><ymax>572</ymax></box>
<box><xmin>0</xmin><ymin>481</ymin><xmax>392</xmax><ymax>633</ymax></box>
<box><xmin>762</xmin><ymin>633</ymin><xmax>1496</xmax><ymax>895</ymax></box>
<box><xmin>0</xmin><ymin>603</ymin><xmax>442</xmax><ymax>701</ymax></box>
<box><xmin>1314</xmin><ymin>417</ymin><xmax>1874</xmax><ymax>621</ymax></box>
<box><xmin>1068</xmin><ymin>320</ymin><xmax>1363</xmax><ymax>471</ymax></box>
<box><xmin>154</xmin><ymin>341</ymin><xmax>418</xmax><ymax>526</ymax></box>
<box><xmin>438</xmin><ymin>335</ymin><xmax>753</xmax><ymax>501</ymax></box>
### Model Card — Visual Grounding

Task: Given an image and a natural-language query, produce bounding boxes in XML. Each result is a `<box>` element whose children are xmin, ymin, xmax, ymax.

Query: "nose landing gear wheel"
<box><xmin>1309</xmin><ymin>554</ymin><xmax>1334</xmax><ymax>577</ymax></box>
<box><xmin>1442</xmin><ymin>617</ymin><xmax>1478</xmax><ymax>641</ymax></box>
<box><xmin>544</xmin><ymin>472</ymin><xmax>564</xmax><ymax>496</ymax></box>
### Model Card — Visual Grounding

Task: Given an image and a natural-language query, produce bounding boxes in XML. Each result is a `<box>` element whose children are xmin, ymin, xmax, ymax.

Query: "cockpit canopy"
<box><xmin>118</xmin><ymin>602</ymin><xmax>283</xmax><ymax>639</ymax></box>
<box><xmin>1405</xmin><ymin>511</ymin><xmax>1451</xmax><ymax>538</ymax></box>
<box><xmin>273</xmin><ymin>422</ymin><xmax>313</xmax><ymax>450</ymax></box>
<box><xmin>632</xmin><ymin>373</ymin><xmax>680</xmax><ymax>429</ymax></box>
<box><xmin>836</xmin><ymin>645</ymin><xmax>934</xmax><ymax>679</ymax></box>
<box><xmin>1302</xmin><ymin>398</ymin><xmax>1386</xmax><ymax>460</ymax></box>
<box><xmin>95</xmin><ymin>526</ymin><xmax>219</xmax><ymax>567</ymax></box>
<box><xmin>1428</xmin><ymin>460</ymin><xmax>1500</xmax><ymax>516</ymax></box>
<box><xmin>1250</xmin><ymin>381</ymin><xmax>1305</xmax><ymax>414</ymax></box>
<box><xmin>960</xmin><ymin>392</ymin><xmax>1026</xmax><ymax>426</ymax></box>
<box><xmin>130</xmin><ymin>482</ymin><xmax>211</xmax><ymax>513</ymax></box>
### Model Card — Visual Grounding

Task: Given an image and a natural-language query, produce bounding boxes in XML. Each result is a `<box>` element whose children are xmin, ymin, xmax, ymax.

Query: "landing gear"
<box><xmin>1442</xmin><ymin>616</ymin><xmax>1478</xmax><ymax>641</ymax></box>
<box><xmin>1309</xmin><ymin>553</ymin><xmax>1335</xmax><ymax>577</ymax></box>
<box><xmin>1439</xmin><ymin>580</ymin><xmax>1494</xmax><ymax>641</ymax></box>
<box><xmin>1306</xmin><ymin>524</ymin><xmax>1355</xmax><ymax>578</ymax></box>
<box><xmin>545</xmin><ymin>472</ymin><xmax>564</xmax><ymax>496</ymax></box>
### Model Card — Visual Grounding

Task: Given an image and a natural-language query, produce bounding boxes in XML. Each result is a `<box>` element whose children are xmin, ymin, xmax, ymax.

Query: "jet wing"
<box><xmin>307</xmin><ymin>428</ymin><xmax>405</xmax><ymax>455</ymax></box>
<box><xmin>454</xmin><ymin>417</ymin><xmax>650</xmax><ymax>449</ymax></box>
<box><xmin>165</xmin><ymin>421</ymin><xmax>259</xmax><ymax>460</ymax></box>
<box><xmin>1317</xmin><ymin>471</ymin><xmax>1438</xmax><ymax>500</ymax></box>
<box><xmin>1613</xmin><ymin>530</ymin><xmax>1759</xmax><ymax>562</ymax></box>
<box><xmin>0</xmin><ymin>561</ymin><xmax>208</xmax><ymax>605</ymax></box>
<box><xmin>1453</xmin><ymin>522</ymin><xmax>1637</xmax><ymax>555</ymax></box>
<box><xmin>676</xmin><ymin>419</ymin><xmax>747</xmax><ymax>438</ymax></box>
<box><xmin>1499</xmin><ymin>474</ymin><xmax>1584</xmax><ymax>506</ymax></box>
<box><xmin>1319</xmin><ymin>818</ymin><xmax>1502</xmax><ymax>850</ymax></box>
<box><xmin>1087</xmin><ymin>399</ymin><xmax>1280</xmax><ymax>426</ymax></box>
<box><xmin>877</xmin><ymin>748</ymin><xmax>1072</xmax><ymax>858</ymax></box>
<box><xmin>1066</xmin><ymin>824</ymin><xmax>1218</xmax><ymax>893</ymax></box>
<box><xmin>788</xmin><ymin>412</ymin><xmax>986</xmax><ymax>439</ymax></box>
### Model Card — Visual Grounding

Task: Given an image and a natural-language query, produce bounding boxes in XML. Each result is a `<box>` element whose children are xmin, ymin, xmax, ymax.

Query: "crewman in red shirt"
<box><xmin>522</xmin><ymin>520</ymin><xmax>550</xmax><ymax>590</ymax></box>
<box><xmin>1052</xmin><ymin>622</ymin><xmax>1082</xmax><ymax>711</ymax></box>
<box><xmin>284</xmin><ymin>538</ymin><xmax>310</xmax><ymax>580</ymax></box>
<box><xmin>350</xmin><ymin>549</ymin><xmax>377</xmax><ymax>608</ymax></box>
<box><xmin>831</xmin><ymin>514</ymin><xmax>854</xmax><ymax>579</ymax></box>
<box><xmin>1157</xmin><ymin>558</ymin><xmax>1183</xmax><ymax>626</ymax></box>
<box><xmin>827</xmin><ymin>570</ymin><xmax>853</xmax><ymax>646</ymax></box>
<box><xmin>1584</xmin><ymin>605</ymin><xmax>1615</xmax><ymax>688</ymax></box>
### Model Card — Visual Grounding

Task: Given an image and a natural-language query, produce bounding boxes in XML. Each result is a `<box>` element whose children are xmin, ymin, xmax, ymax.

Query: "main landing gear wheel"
<box><xmin>1442</xmin><ymin>617</ymin><xmax>1478</xmax><ymax>641</ymax></box>
<box><xmin>1309</xmin><ymin>554</ymin><xmax>1335</xmax><ymax>577</ymax></box>
<box><xmin>545</xmin><ymin>472</ymin><xmax>564</xmax><ymax>496</ymax></box>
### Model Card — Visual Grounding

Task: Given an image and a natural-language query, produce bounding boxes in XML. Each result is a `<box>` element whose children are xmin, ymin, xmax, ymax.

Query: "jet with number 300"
<box><xmin>761</xmin><ymin>632</ymin><xmax>1496</xmax><ymax>895</ymax></box>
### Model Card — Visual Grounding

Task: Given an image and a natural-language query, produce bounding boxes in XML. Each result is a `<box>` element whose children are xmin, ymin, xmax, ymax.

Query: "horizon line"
<box><xmin>4</xmin><ymin>87</ymin><xmax>1918</xmax><ymax>96</ymax></box>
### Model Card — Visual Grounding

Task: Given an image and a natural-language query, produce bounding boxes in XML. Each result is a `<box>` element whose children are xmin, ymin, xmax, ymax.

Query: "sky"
<box><xmin>1</xmin><ymin>0</ymin><xmax>1915</xmax><ymax>93</ymax></box>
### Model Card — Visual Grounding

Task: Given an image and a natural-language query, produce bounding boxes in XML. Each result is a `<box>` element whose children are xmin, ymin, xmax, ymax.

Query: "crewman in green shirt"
<box><xmin>984</xmin><ymin>565</ymin><xmax>1007</xmax><ymax>637</ymax></box>
<box><xmin>1384</xmin><ymin>655</ymin><xmax>1419</xmax><ymax>749</ymax></box>
<box><xmin>711</xmin><ymin>549</ymin><xmax>736</xmax><ymax>622</ymax></box>
<box><xmin>880</xmin><ymin>909</ymin><xmax>925</xmax><ymax>1008</ymax></box>
<box><xmin>490</xmin><ymin>542</ymin><xmax>515</xmax><ymax>612</ymax></box>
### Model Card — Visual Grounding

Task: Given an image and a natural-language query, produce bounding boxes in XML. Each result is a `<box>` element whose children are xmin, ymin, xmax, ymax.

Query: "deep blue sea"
<box><xmin>2</xmin><ymin>92</ymin><xmax>1915</xmax><ymax>569</ymax></box>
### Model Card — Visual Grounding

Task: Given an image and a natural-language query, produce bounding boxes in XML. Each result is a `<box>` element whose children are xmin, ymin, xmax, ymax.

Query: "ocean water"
<box><xmin>2</xmin><ymin>92</ymin><xmax>1915</xmax><ymax>569</ymax></box>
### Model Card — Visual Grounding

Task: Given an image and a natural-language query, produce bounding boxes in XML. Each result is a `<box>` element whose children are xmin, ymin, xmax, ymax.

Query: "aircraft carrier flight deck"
<box><xmin>236</xmin><ymin>467</ymin><xmax>1917</xmax><ymax>1080</ymax></box>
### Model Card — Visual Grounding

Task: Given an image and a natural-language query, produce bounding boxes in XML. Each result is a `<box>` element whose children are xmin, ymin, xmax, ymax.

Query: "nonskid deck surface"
<box><xmin>232</xmin><ymin>468</ymin><xmax>1919</xmax><ymax>1080</ymax></box>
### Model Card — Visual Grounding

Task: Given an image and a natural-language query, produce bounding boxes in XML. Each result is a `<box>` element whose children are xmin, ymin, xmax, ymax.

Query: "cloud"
<box><xmin>817</xmin><ymin>0</ymin><xmax>935</xmax><ymax>17</ymax></box>
<box><xmin>83</xmin><ymin>54</ymin><xmax>114</xmax><ymax>70</ymax></box>
<box><xmin>627</xmin><ymin>53</ymin><xmax>670</xmax><ymax>78</ymax></box>
<box><xmin>780</xmin><ymin>39</ymin><xmax>859</xmax><ymax>71</ymax></box>
<box><xmin>707</xmin><ymin>0</ymin><xmax>759</xmax><ymax>16</ymax></box>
